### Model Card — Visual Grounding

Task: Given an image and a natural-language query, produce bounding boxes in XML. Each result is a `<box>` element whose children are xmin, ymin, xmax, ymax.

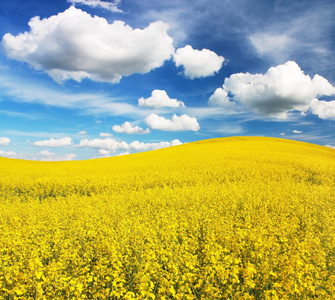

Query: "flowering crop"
<box><xmin>0</xmin><ymin>137</ymin><xmax>334</xmax><ymax>299</ymax></box>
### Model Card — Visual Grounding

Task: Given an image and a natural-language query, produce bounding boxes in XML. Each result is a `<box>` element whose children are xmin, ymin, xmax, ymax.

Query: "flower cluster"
<box><xmin>0</xmin><ymin>137</ymin><xmax>334</xmax><ymax>299</ymax></box>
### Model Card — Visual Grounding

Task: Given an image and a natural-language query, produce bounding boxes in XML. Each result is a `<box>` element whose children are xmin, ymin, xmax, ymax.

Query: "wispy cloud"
<box><xmin>67</xmin><ymin>0</ymin><xmax>123</xmax><ymax>12</ymax></box>
<box><xmin>0</xmin><ymin>73</ymin><xmax>143</xmax><ymax>117</ymax></box>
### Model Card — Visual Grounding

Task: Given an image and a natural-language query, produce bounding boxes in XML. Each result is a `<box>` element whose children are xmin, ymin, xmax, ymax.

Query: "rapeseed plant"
<box><xmin>0</xmin><ymin>137</ymin><xmax>334</xmax><ymax>299</ymax></box>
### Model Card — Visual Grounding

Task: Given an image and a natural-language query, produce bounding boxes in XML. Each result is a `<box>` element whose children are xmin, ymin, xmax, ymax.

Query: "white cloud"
<box><xmin>79</xmin><ymin>137</ymin><xmax>182</xmax><ymax>152</ymax></box>
<box><xmin>67</xmin><ymin>0</ymin><xmax>123</xmax><ymax>12</ymax></box>
<box><xmin>325</xmin><ymin>145</ymin><xmax>335</xmax><ymax>149</ymax></box>
<box><xmin>78</xmin><ymin>131</ymin><xmax>87</xmax><ymax>135</ymax></box>
<box><xmin>129</xmin><ymin>139</ymin><xmax>182</xmax><ymax>151</ymax></box>
<box><xmin>144</xmin><ymin>113</ymin><xmax>200</xmax><ymax>131</ymax></box>
<box><xmin>0</xmin><ymin>73</ymin><xmax>143</xmax><ymax>117</ymax></box>
<box><xmin>0</xmin><ymin>137</ymin><xmax>10</xmax><ymax>145</ymax></box>
<box><xmin>39</xmin><ymin>150</ymin><xmax>77</xmax><ymax>161</ymax></box>
<box><xmin>293</xmin><ymin>130</ymin><xmax>303</xmax><ymax>134</ymax></box>
<box><xmin>208</xmin><ymin>88</ymin><xmax>237</xmax><ymax>111</ymax></box>
<box><xmin>98</xmin><ymin>149</ymin><xmax>110</xmax><ymax>156</ymax></box>
<box><xmin>310</xmin><ymin>99</ymin><xmax>335</xmax><ymax>120</ymax></box>
<box><xmin>79</xmin><ymin>138</ymin><xmax>129</xmax><ymax>151</ymax></box>
<box><xmin>99</xmin><ymin>132</ymin><xmax>113</xmax><ymax>137</ymax></box>
<box><xmin>0</xmin><ymin>150</ymin><xmax>17</xmax><ymax>158</ymax></box>
<box><xmin>173</xmin><ymin>45</ymin><xmax>224</xmax><ymax>79</ymax></box>
<box><xmin>0</xmin><ymin>149</ymin><xmax>76</xmax><ymax>161</ymax></box>
<box><xmin>138</xmin><ymin>90</ymin><xmax>185</xmax><ymax>108</ymax></box>
<box><xmin>40</xmin><ymin>150</ymin><xmax>54</xmax><ymax>156</ymax></box>
<box><xmin>249</xmin><ymin>33</ymin><xmax>293</xmax><ymax>60</ymax></box>
<box><xmin>216</xmin><ymin>61</ymin><xmax>335</xmax><ymax>118</ymax></box>
<box><xmin>112</xmin><ymin>121</ymin><xmax>150</xmax><ymax>134</ymax></box>
<box><xmin>33</xmin><ymin>137</ymin><xmax>73</xmax><ymax>147</ymax></box>
<box><xmin>2</xmin><ymin>6</ymin><xmax>174</xmax><ymax>83</ymax></box>
<box><xmin>117</xmin><ymin>151</ymin><xmax>130</xmax><ymax>156</ymax></box>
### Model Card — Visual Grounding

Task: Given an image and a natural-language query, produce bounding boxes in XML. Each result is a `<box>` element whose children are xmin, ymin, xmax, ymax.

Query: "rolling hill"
<box><xmin>0</xmin><ymin>137</ymin><xmax>334</xmax><ymax>299</ymax></box>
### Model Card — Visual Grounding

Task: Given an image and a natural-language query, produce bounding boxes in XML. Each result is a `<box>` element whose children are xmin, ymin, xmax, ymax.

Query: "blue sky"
<box><xmin>0</xmin><ymin>0</ymin><xmax>335</xmax><ymax>160</ymax></box>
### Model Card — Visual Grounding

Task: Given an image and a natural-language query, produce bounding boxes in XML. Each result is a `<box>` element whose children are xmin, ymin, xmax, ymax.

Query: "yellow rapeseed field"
<box><xmin>0</xmin><ymin>136</ymin><xmax>334</xmax><ymax>299</ymax></box>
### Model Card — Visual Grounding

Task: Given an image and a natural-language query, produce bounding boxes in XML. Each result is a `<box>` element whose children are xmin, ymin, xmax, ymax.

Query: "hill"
<box><xmin>0</xmin><ymin>137</ymin><xmax>334</xmax><ymax>299</ymax></box>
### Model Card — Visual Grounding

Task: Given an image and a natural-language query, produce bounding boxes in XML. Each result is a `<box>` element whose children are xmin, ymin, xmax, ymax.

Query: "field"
<box><xmin>0</xmin><ymin>136</ymin><xmax>335</xmax><ymax>299</ymax></box>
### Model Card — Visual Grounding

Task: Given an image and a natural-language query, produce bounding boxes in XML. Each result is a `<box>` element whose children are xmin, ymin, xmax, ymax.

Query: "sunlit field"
<box><xmin>1</xmin><ymin>137</ymin><xmax>334</xmax><ymax>299</ymax></box>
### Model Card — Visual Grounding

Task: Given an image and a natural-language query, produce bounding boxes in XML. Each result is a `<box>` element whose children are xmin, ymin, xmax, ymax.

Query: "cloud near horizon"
<box><xmin>2</xmin><ymin>6</ymin><xmax>174</xmax><ymax>83</ymax></box>
<box><xmin>210</xmin><ymin>61</ymin><xmax>335</xmax><ymax>119</ymax></box>
<box><xmin>78</xmin><ymin>137</ymin><xmax>182</xmax><ymax>152</ymax></box>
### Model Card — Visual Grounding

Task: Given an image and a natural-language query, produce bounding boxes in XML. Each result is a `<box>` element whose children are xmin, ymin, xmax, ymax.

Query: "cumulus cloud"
<box><xmin>310</xmin><ymin>99</ymin><xmax>335</xmax><ymax>120</ymax></box>
<box><xmin>67</xmin><ymin>0</ymin><xmax>123</xmax><ymax>12</ymax></box>
<box><xmin>129</xmin><ymin>139</ymin><xmax>182</xmax><ymax>151</ymax></box>
<box><xmin>40</xmin><ymin>150</ymin><xmax>77</xmax><ymax>161</ymax></box>
<box><xmin>2</xmin><ymin>7</ymin><xmax>174</xmax><ymax>83</ymax></box>
<box><xmin>117</xmin><ymin>151</ymin><xmax>130</xmax><ymax>156</ymax></box>
<box><xmin>0</xmin><ymin>137</ymin><xmax>10</xmax><ymax>145</ymax></box>
<box><xmin>33</xmin><ymin>137</ymin><xmax>73</xmax><ymax>147</ymax></box>
<box><xmin>138</xmin><ymin>90</ymin><xmax>185</xmax><ymax>108</ymax></box>
<box><xmin>213</xmin><ymin>61</ymin><xmax>335</xmax><ymax>118</ymax></box>
<box><xmin>144</xmin><ymin>113</ymin><xmax>200</xmax><ymax>131</ymax></box>
<box><xmin>79</xmin><ymin>137</ymin><xmax>182</xmax><ymax>152</ymax></box>
<box><xmin>208</xmin><ymin>88</ymin><xmax>237</xmax><ymax>111</ymax></box>
<box><xmin>98</xmin><ymin>149</ymin><xmax>110</xmax><ymax>156</ymax></box>
<box><xmin>173</xmin><ymin>45</ymin><xmax>224</xmax><ymax>79</ymax></box>
<box><xmin>112</xmin><ymin>121</ymin><xmax>150</xmax><ymax>134</ymax></box>
<box><xmin>0</xmin><ymin>150</ymin><xmax>17</xmax><ymax>158</ymax></box>
<box><xmin>79</xmin><ymin>138</ymin><xmax>129</xmax><ymax>151</ymax></box>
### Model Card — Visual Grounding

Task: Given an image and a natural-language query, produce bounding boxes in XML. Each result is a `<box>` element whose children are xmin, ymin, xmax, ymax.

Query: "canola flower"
<box><xmin>0</xmin><ymin>136</ymin><xmax>334</xmax><ymax>299</ymax></box>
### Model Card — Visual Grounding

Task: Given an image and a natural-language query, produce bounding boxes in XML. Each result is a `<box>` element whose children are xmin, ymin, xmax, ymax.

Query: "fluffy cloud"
<box><xmin>208</xmin><ymin>88</ymin><xmax>237</xmax><ymax>111</ymax></box>
<box><xmin>79</xmin><ymin>138</ymin><xmax>129</xmax><ymax>151</ymax></box>
<box><xmin>144</xmin><ymin>113</ymin><xmax>200</xmax><ymax>131</ymax></box>
<box><xmin>98</xmin><ymin>149</ymin><xmax>110</xmax><ymax>156</ymax></box>
<box><xmin>173</xmin><ymin>45</ymin><xmax>224</xmax><ymax>79</ymax></box>
<box><xmin>214</xmin><ymin>61</ymin><xmax>335</xmax><ymax>118</ymax></box>
<box><xmin>2</xmin><ymin>7</ymin><xmax>174</xmax><ymax>83</ymax></box>
<box><xmin>79</xmin><ymin>137</ymin><xmax>182</xmax><ymax>152</ymax></box>
<box><xmin>33</xmin><ymin>137</ymin><xmax>73</xmax><ymax>147</ymax></box>
<box><xmin>112</xmin><ymin>122</ymin><xmax>150</xmax><ymax>134</ymax></box>
<box><xmin>40</xmin><ymin>150</ymin><xmax>77</xmax><ymax>161</ymax></box>
<box><xmin>129</xmin><ymin>139</ymin><xmax>182</xmax><ymax>151</ymax></box>
<box><xmin>0</xmin><ymin>137</ymin><xmax>10</xmax><ymax>145</ymax></box>
<box><xmin>67</xmin><ymin>0</ymin><xmax>123</xmax><ymax>12</ymax></box>
<box><xmin>0</xmin><ymin>150</ymin><xmax>16</xmax><ymax>158</ymax></box>
<box><xmin>138</xmin><ymin>90</ymin><xmax>185</xmax><ymax>108</ymax></box>
<box><xmin>310</xmin><ymin>99</ymin><xmax>335</xmax><ymax>120</ymax></box>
